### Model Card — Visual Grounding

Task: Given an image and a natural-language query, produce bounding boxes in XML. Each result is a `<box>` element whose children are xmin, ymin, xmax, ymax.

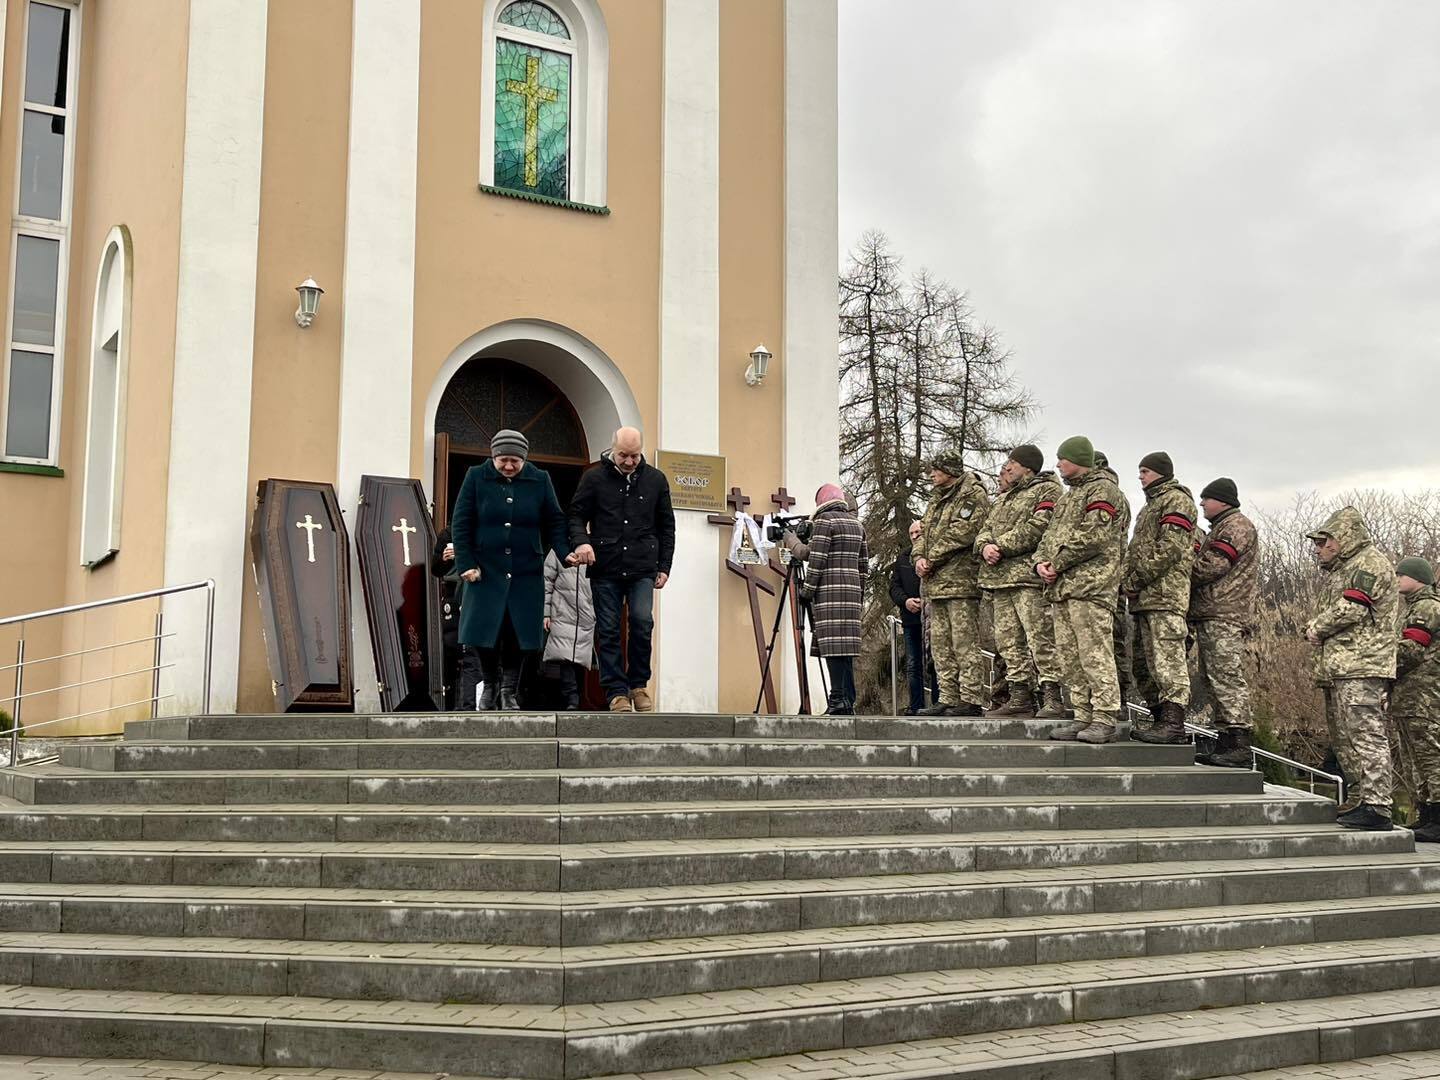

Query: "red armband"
<box><xmin>1210</xmin><ymin>540</ymin><xmax>1240</xmax><ymax>563</ymax></box>
<box><xmin>1084</xmin><ymin>501</ymin><xmax>1117</xmax><ymax>518</ymax></box>
<box><xmin>1160</xmin><ymin>513</ymin><xmax>1195</xmax><ymax>532</ymax></box>
<box><xmin>1403</xmin><ymin>625</ymin><xmax>1434</xmax><ymax>647</ymax></box>
<box><xmin>1341</xmin><ymin>589</ymin><xmax>1374</xmax><ymax>608</ymax></box>
<box><xmin>1035</xmin><ymin>501</ymin><xmax>1056</xmax><ymax>512</ymax></box>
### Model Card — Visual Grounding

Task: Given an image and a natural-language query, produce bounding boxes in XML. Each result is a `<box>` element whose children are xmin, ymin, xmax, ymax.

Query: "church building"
<box><xmin>0</xmin><ymin>0</ymin><xmax>839</xmax><ymax>730</ymax></box>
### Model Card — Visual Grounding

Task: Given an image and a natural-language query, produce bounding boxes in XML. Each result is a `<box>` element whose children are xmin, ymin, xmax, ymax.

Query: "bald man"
<box><xmin>568</xmin><ymin>427</ymin><xmax>677</xmax><ymax>711</ymax></box>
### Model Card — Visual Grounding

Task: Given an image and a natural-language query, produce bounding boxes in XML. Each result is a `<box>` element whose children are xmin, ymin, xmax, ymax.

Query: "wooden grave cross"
<box><xmin>708</xmin><ymin>485</ymin><xmax>779</xmax><ymax>713</ymax></box>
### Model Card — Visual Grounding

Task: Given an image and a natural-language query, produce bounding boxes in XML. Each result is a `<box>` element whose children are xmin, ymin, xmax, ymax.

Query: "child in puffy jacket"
<box><xmin>543</xmin><ymin>551</ymin><xmax>596</xmax><ymax>710</ymax></box>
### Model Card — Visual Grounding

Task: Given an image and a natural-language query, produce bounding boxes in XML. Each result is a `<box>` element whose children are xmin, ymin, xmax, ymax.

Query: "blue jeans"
<box><xmin>903</xmin><ymin>622</ymin><xmax>933</xmax><ymax>713</ymax></box>
<box><xmin>591</xmin><ymin>575</ymin><xmax>656</xmax><ymax>699</ymax></box>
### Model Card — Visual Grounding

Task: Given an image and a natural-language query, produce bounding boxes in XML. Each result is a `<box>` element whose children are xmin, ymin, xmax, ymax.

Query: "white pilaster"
<box><xmin>161</xmin><ymin>0</ymin><xmax>268</xmax><ymax>715</ymax></box>
<box><xmin>657</xmin><ymin>0</ymin><xmax>721</xmax><ymax>713</ymax></box>
<box><xmin>336</xmin><ymin>0</ymin><xmax>422</xmax><ymax>712</ymax></box>
<box><xmin>781</xmin><ymin>0</ymin><xmax>840</xmax><ymax>712</ymax></box>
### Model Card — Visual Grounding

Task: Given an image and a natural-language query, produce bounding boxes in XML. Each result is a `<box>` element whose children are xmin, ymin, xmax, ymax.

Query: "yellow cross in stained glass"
<box><xmin>505</xmin><ymin>54</ymin><xmax>558</xmax><ymax>188</ymax></box>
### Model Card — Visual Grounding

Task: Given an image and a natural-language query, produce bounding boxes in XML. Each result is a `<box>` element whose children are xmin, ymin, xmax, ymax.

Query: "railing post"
<box><xmin>151</xmin><ymin>611</ymin><xmax>164</xmax><ymax>719</ymax></box>
<box><xmin>889</xmin><ymin>618</ymin><xmax>899</xmax><ymax>717</ymax></box>
<box><xmin>10</xmin><ymin>637</ymin><xmax>23</xmax><ymax>766</ymax></box>
<box><xmin>202</xmin><ymin>580</ymin><xmax>215</xmax><ymax>716</ymax></box>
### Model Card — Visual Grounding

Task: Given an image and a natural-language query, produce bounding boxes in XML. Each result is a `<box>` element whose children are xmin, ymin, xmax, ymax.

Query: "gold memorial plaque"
<box><xmin>657</xmin><ymin>450</ymin><xmax>728</xmax><ymax>513</ymax></box>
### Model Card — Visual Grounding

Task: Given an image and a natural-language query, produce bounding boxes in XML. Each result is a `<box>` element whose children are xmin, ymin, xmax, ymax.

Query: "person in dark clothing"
<box><xmin>891</xmin><ymin>541</ymin><xmax>936</xmax><ymax>714</ymax></box>
<box><xmin>567</xmin><ymin>427</ymin><xmax>676</xmax><ymax>712</ymax></box>
<box><xmin>451</xmin><ymin>429</ymin><xmax>571</xmax><ymax>710</ymax></box>
<box><xmin>430</xmin><ymin>525</ymin><xmax>466</xmax><ymax>709</ymax></box>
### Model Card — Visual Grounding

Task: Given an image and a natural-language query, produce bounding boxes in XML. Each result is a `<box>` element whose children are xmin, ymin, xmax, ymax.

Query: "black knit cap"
<box><xmin>1139</xmin><ymin>451</ymin><xmax>1174</xmax><ymax>478</ymax></box>
<box><xmin>1009</xmin><ymin>444</ymin><xmax>1043</xmax><ymax>473</ymax></box>
<box><xmin>1200</xmin><ymin>477</ymin><xmax>1240</xmax><ymax>507</ymax></box>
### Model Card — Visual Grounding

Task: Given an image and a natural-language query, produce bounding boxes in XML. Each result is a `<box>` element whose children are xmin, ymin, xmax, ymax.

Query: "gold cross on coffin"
<box><xmin>392</xmin><ymin>518</ymin><xmax>417</xmax><ymax>567</ymax></box>
<box><xmin>506</xmin><ymin>54</ymin><xmax>558</xmax><ymax>188</ymax></box>
<box><xmin>295</xmin><ymin>514</ymin><xmax>323</xmax><ymax>564</ymax></box>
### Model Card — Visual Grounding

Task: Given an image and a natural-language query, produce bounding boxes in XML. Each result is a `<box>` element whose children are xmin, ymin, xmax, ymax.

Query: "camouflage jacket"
<box><xmin>1121</xmin><ymin>477</ymin><xmax>1198</xmax><ymax>614</ymax></box>
<box><xmin>973</xmin><ymin>471</ymin><xmax>1062</xmax><ymax>590</ymax></box>
<box><xmin>914</xmin><ymin>471</ymin><xmax>991</xmax><ymax>600</ymax></box>
<box><xmin>1304</xmin><ymin>507</ymin><xmax>1398</xmax><ymax>685</ymax></box>
<box><xmin>1393</xmin><ymin>585</ymin><xmax>1440</xmax><ymax>716</ymax></box>
<box><xmin>1035</xmin><ymin>468</ymin><xmax>1130</xmax><ymax>607</ymax></box>
<box><xmin>1189</xmin><ymin>507</ymin><xmax>1259</xmax><ymax>626</ymax></box>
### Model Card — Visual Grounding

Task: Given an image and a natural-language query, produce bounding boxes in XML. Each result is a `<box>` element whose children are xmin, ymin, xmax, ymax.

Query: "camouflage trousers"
<box><xmin>1113</xmin><ymin>596</ymin><xmax>1134</xmax><ymax>708</ymax></box>
<box><xmin>1325</xmin><ymin>677</ymin><xmax>1392</xmax><ymax>810</ymax></box>
<box><xmin>1053</xmin><ymin>598</ymin><xmax>1122</xmax><ymax>725</ymax></box>
<box><xmin>1392</xmin><ymin>712</ymin><xmax>1440</xmax><ymax>805</ymax></box>
<box><xmin>1189</xmin><ymin>620</ymin><xmax>1252</xmax><ymax>730</ymax></box>
<box><xmin>1132</xmin><ymin>610</ymin><xmax>1191</xmax><ymax>706</ymax></box>
<box><xmin>929</xmin><ymin>597</ymin><xmax>986</xmax><ymax>707</ymax></box>
<box><xmin>990</xmin><ymin>587</ymin><xmax>1059</xmax><ymax>686</ymax></box>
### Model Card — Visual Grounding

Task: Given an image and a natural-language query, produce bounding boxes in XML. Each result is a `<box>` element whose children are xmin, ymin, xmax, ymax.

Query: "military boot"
<box><xmin>916</xmin><ymin>700</ymin><xmax>952</xmax><ymax>717</ymax></box>
<box><xmin>946</xmin><ymin>702</ymin><xmax>985</xmax><ymax>717</ymax></box>
<box><xmin>1414</xmin><ymin>806</ymin><xmax>1440</xmax><ymax>844</ymax></box>
<box><xmin>1205</xmin><ymin>727</ymin><xmax>1254</xmax><ymax>769</ymax></box>
<box><xmin>1034</xmin><ymin>682</ymin><xmax>1067</xmax><ymax>719</ymax></box>
<box><xmin>1076</xmin><ymin>714</ymin><xmax>1121</xmax><ymax>744</ymax></box>
<box><xmin>1338</xmin><ymin>804</ymin><xmax>1393</xmax><ymax>831</ymax></box>
<box><xmin>1134</xmin><ymin>701</ymin><xmax>1189</xmax><ymax>745</ymax></box>
<box><xmin>1128</xmin><ymin>703</ymin><xmax>1162</xmax><ymax>741</ymax></box>
<box><xmin>988</xmin><ymin>680</ymin><xmax>1011</xmax><ymax>712</ymax></box>
<box><xmin>994</xmin><ymin>684</ymin><xmax>1037</xmax><ymax>717</ymax></box>
<box><xmin>1048</xmin><ymin>718</ymin><xmax>1089</xmax><ymax>741</ymax></box>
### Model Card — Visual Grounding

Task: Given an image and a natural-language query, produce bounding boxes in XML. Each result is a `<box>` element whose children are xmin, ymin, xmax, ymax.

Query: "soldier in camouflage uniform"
<box><xmin>1304</xmin><ymin>507</ymin><xmax>1399</xmax><ymax>831</ymax></box>
<box><xmin>1121</xmin><ymin>452</ymin><xmax>1198</xmax><ymax>745</ymax></box>
<box><xmin>1035</xmin><ymin>436</ymin><xmax>1131</xmax><ymax>744</ymax></box>
<box><xmin>1188</xmin><ymin>478</ymin><xmax>1260</xmax><ymax>768</ymax></box>
<box><xmin>975</xmin><ymin>444</ymin><xmax>1063</xmax><ymax>717</ymax></box>
<box><xmin>1095</xmin><ymin>451</ymin><xmax>1135</xmax><ymax>717</ymax></box>
<box><xmin>1393</xmin><ymin>557</ymin><xmax>1440</xmax><ymax>843</ymax></box>
<box><xmin>913</xmin><ymin>450</ymin><xmax>992</xmax><ymax>717</ymax></box>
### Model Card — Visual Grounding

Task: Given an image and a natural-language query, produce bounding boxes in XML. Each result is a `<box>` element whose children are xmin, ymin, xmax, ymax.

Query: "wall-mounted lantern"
<box><xmin>744</xmin><ymin>343</ymin><xmax>772</xmax><ymax>387</ymax></box>
<box><xmin>294</xmin><ymin>277</ymin><xmax>324</xmax><ymax>329</ymax></box>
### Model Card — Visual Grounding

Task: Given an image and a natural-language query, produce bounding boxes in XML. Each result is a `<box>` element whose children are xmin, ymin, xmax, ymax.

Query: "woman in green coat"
<box><xmin>451</xmin><ymin>429</ymin><xmax>571</xmax><ymax>710</ymax></box>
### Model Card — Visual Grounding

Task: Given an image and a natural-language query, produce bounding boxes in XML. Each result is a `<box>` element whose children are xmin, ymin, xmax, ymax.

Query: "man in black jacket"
<box><xmin>568</xmin><ymin>427</ymin><xmax>676</xmax><ymax>712</ymax></box>
<box><xmin>891</xmin><ymin>539</ymin><xmax>936</xmax><ymax>714</ymax></box>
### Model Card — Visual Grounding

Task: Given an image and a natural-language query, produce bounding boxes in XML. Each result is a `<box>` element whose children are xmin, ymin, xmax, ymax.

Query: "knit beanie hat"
<box><xmin>1397</xmin><ymin>556</ymin><xmax>1436</xmax><ymax>586</ymax></box>
<box><xmin>930</xmin><ymin>448</ymin><xmax>966</xmax><ymax>477</ymax></box>
<box><xmin>1056</xmin><ymin>435</ymin><xmax>1094</xmax><ymax>468</ymax></box>
<box><xmin>1009</xmin><ymin>444</ymin><xmax>1044</xmax><ymax>474</ymax></box>
<box><xmin>1139</xmin><ymin>451</ymin><xmax>1174</xmax><ymax>478</ymax></box>
<box><xmin>1200</xmin><ymin>477</ymin><xmax>1240</xmax><ymax>507</ymax></box>
<box><xmin>490</xmin><ymin>429</ymin><xmax>529</xmax><ymax>460</ymax></box>
<box><xmin>1093</xmin><ymin>451</ymin><xmax>1109</xmax><ymax>468</ymax></box>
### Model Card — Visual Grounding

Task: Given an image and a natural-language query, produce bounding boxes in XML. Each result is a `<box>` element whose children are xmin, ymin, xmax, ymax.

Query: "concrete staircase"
<box><xmin>0</xmin><ymin>711</ymin><xmax>1438</xmax><ymax>1080</ymax></box>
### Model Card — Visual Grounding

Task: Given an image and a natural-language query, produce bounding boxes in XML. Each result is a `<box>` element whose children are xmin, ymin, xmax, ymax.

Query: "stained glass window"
<box><xmin>494</xmin><ymin>38</ymin><xmax>571</xmax><ymax>199</ymax></box>
<box><xmin>498</xmin><ymin>1</ymin><xmax>570</xmax><ymax>39</ymax></box>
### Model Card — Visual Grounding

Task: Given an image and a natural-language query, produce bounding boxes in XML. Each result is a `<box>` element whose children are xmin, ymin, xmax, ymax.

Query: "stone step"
<box><xmin>4</xmin><ymin>893</ymin><xmax>1440</xmax><ymax>1005</ymax></box>
<box><xmin>0</xmin><ymin>763</ymin><xmax>1263</xmax><ymax>805</ymax></box>
<box><xmin>4</xmin><ymin>944</ymin><xmax>1440</xmax><ymax>1076</ymax></box>
<box><xmin>59</xmin><ymin>736</ymin><xmax>1193</xmax><ymax>773</ymax></box>
<box><xmin>0</xmin><ymin>826</ymin><xmax>1413</xmax><ymax>892</ymax></box>
<box><xmin>123</xmin><ymin>712</ymin><xmax>1133</xmax><ymax>743</ymax></box>
<box><xmin>2</xmin><ymin>851</ymin><xmax>1434</xmax><ymax>946</ymax></box>
<box><xmin>0</xmin><ymin>791</ymin><xmax>1333</xmax><ymax>844</ymax></box>
<box><xmin>617</xmin><ymin>986</ymin><xmax>1440</xmax><ymax>1080</ymax></box>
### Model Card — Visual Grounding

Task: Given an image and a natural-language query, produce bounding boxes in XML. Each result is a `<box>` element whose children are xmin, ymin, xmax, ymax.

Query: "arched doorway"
<box><xmin>432</xmin><ymin>357</ymin><xmax>591</xmax><ymax>529</ymax></box>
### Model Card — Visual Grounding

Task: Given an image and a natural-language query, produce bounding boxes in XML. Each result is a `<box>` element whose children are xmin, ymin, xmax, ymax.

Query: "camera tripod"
<box><xmin>752</xmin><ymin>556</ymin><xmax>829</xmax><ymax>715</ymax></box>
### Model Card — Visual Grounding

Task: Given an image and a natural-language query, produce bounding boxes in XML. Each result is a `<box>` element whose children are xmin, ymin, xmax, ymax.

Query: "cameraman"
<box><xmin>796</xmin><ymin>484</ymin><xmax>868</xmax><ymax>715</ymax></box>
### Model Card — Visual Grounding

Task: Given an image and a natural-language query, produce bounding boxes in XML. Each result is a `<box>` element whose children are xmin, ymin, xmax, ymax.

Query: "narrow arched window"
<box><xmin>480</xmin><ymin>0</ymin><xmax>609</xmax><ymax>210</ymax></box>
<box><xmin>80</xmin><ymin>226</ymin><xmax>130</xmax><ymax>568</ymax></box>
<box><xmin>494</xmin><ymin>2</ymin><xmax>573</xmax><ymax>200</ymax></box>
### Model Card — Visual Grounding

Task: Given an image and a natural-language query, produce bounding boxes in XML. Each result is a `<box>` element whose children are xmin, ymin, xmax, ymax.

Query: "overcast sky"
<box><xmin>839</xmin><ymin>0</ymin><xmax>1440</xmax><ymax>515</ymax></box>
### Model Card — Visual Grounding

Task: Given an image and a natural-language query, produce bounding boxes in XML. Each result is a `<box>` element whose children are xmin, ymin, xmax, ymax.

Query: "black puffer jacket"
<box><xmin>567</xmin><ymin>452</ymin><xmax>676</xmax><ymax>579</ymax></box>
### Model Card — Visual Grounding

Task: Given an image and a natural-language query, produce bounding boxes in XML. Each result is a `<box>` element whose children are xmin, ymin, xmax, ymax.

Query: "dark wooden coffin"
<box><xmin>356</xmin><ymin>475</ymin><xmax>444</xmax><ymax>712</ymax></box>
<box><xmin>249</xmin><ymin>479</ymin><xmax>355</xmax><ymax>712</ymax></box>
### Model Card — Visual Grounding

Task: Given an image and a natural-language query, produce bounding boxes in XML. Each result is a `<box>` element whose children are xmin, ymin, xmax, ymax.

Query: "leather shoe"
<box><xmin>1338</xmin><ymin>804</ymin><xmax>1392</xmax><ymax>831</ymax></box>
<box><xmin>608</xmin><ymin>695</ymin><xmax>634</xmax><ymax>713</ymax></box>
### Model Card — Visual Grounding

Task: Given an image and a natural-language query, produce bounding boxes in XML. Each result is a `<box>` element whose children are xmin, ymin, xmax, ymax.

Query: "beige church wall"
<box><xmin>235</xmin><ymin>0</ymin><xmax>354</xmax><ymax>714</ymax></box>
<box><xmin>409</xmin><ymin>0</ymin><xmax>665</xmax><ymax>481</ymax></box>
<box><xmin>0</xmin><ymin>0</ymin><xmax>190</xmax><ymax>736</ymax></box>
<box><xmin>713</xmin><ymin>0</ymin><xmax>786</xmax><ymax>713</ymax></box>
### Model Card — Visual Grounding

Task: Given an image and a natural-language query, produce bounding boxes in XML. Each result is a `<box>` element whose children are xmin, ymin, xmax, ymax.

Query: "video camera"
<box><xmin>766</xmin><ymin>512</ymin><xmax>813</xmax><ymax>545</ymax></box>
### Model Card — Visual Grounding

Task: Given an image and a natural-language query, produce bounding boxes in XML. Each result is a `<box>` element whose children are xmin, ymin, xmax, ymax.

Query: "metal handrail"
<box><xmin>10</xmin><ymin>662</ymin><xmax>174</xmax><ymax>703</ymax></box>
<box><xmin>886</xmin><ymin>615</ymin><xmax>903</xmax><ymax>716</ymax></box>
<box><xmin>3</xmin><ymin>579</ymin><xmax>214</xmax><ymax>766</ymax></box>
<box><xmin>0</xmin><ymin>632</ymin><xmax>176</xmax><ymax>673</ymax></box>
